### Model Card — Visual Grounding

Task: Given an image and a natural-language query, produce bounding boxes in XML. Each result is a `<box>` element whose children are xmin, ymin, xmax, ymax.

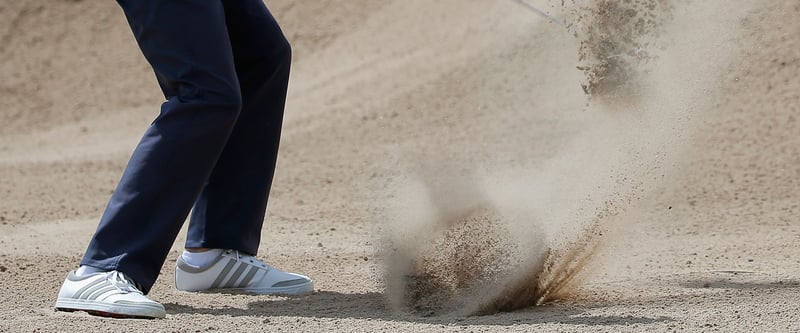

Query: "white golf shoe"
<box><xmin>55</xmin><ymin>270</ymin><xmax>166</xmax><ymax>319</ymax></box>
<box><xmin>175</xmin><ymin>249</ymin><xmax>314</xmax><ymax>295</ymax></box>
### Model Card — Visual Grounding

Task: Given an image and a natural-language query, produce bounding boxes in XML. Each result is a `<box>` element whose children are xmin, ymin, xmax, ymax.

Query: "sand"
<box><xmin>1</xmin><ymin>0</ymin><xmax>799</xmax><ymax>332</ymax></box>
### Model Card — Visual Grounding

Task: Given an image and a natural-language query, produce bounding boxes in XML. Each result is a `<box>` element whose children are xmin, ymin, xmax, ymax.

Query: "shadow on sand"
<box><xmin>163</xmin><ymin>291</ymin><xmax>672</xmax><ymax>327</ymax></box>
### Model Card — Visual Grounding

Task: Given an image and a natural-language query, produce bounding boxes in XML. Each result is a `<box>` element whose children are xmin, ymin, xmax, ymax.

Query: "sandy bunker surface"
<box><xmin>1</xmin><ymin>0</ymin><xmax>799</xmax><ymax>332</ymax></box>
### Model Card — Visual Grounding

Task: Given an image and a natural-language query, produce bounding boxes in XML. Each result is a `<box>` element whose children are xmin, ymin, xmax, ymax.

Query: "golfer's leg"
<box><xmin>186</xmin><ymin>0</ymin><xmax>291</xmax><ymax>255</ymax></box>
<box><xmin>80</xmin><ymin>0</ymin><xmax>240</xmax><ymax>294</ymax></box>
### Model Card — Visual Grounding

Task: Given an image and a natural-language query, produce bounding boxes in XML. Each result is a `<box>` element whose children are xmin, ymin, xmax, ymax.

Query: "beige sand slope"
<box><xmin>1</xmin><ymin>0</ymin><xmax>798</xmax><ymax>332</ymax></box>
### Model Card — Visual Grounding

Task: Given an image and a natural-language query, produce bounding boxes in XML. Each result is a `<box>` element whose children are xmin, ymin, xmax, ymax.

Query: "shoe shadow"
<box><xmin>163</xmin><ymin>291</ymin><xmax>673</xmax><ymax>327</ymax></box>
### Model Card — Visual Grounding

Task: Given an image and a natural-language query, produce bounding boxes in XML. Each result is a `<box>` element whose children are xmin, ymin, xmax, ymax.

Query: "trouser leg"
<box><xmin>186</xmin><ymin>0</ymin><xmax>291</xmax><ymax>255</ymax></box>
<box><xmin>81</xmin><ymin>0</ymin><xmax>241</xmax><ymax>294</ymax></box>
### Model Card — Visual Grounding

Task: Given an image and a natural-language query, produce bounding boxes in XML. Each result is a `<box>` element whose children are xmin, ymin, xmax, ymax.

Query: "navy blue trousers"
<box><xmin>80</xmin><ymin>0</ymin><xmax>291</xmax><ymax>294</ymax></box>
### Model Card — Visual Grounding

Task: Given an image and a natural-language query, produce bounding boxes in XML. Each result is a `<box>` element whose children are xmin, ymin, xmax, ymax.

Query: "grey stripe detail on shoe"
<box><xmin>210</xmin><ymin>258</ymin><xmax>237</xmax><ymax>289</ymax></box>
<box><xmin>272</xmin><ymin>279</ymin><xmax>311</xmax><ymax>288</ymax></box>
<box><xmin>73</xmin><ymin>277</ymin><xmax>108</xmax><ymax>299</ymax></box>
<box><xmin>79</xmin><ymin>282</ymin><xmax>109</xmax><ymax>300</ymax></box>
<box><xmin>238</xmin><ymin>266</ymin><xmax>259</xmax><ymax>288</ymax></box>
<box><xmin>226</xmin><ymin>263</ymin><xmax>248</xmax><ymax>288</ymax></box>
<box><xmin>86</xmin><ymin>285</ymin><xmax>117</xmax><ymax>301</ymax></box>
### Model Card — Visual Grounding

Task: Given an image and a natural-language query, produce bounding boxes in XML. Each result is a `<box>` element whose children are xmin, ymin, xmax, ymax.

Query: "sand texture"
<box><xmin>1</xmin><ymin>0</ymin><xmax>799</xmax><ymax>332</ymax></box>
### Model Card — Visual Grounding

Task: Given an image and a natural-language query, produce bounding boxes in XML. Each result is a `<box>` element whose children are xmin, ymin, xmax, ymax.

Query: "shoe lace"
<box><xmin>107</xmin><ymin>271</ymin><xmax>143</xmax><ymax>294</ymax></box>
<box><xmin>228</xmin><ymin>250</ymin><xmax>272</xmax><ymax>270</ymax></box>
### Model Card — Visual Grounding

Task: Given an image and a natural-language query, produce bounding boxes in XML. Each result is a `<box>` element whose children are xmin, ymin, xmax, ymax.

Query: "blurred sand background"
<box><xmin>1</xmin><ymin>0</ymin><xmax>798</xmax><ymax>332</ymax></box>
